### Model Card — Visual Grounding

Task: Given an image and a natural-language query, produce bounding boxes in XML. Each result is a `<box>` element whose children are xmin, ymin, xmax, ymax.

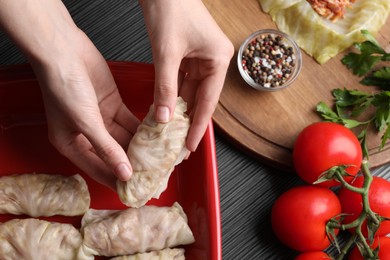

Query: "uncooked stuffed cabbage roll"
<box><xmin>116</xmin><ymin>97</ymin><xmax>190</xmax><ymax>208</ymax></box>
<box><xmin>259</xmin><ymin>0</ymin><xmax>390</xmax><ymax>63</ymax></box>
<box><xmin>81</xmin><ymin>202</ymin><xmax>195</xmax><ymax>257</ymax></box>
<box><xmin>0</xmin><ymin>173</ymin><xmax>90</xmax><ymax>217</ymax></box>
<box><xmin>110</xmin><ymin>248</ymin><xmax>185</xmax><ymax>260</ymax></box>
<box><xmin>0</xmin><ymin>218</ymin><xmax>93</xmax><ymax>260</ymax></box>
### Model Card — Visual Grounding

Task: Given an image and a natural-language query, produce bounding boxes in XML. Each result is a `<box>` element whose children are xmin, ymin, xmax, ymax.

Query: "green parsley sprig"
<box><xmin>361</xmin><ymin>67</ymin><xmax>390</xmax><ymax>90</ymax></box>
<box><xmin>342</xmin><ymin>30</ymin><xmax>390</xmax><ymax>90</ymax></box>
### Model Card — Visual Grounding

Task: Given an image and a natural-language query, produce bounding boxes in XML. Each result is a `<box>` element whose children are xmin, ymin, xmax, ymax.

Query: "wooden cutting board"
<box><xmin>204</xmin><ymin>0</ymin><xmax>390</xmax><ymax>171</ymax></box>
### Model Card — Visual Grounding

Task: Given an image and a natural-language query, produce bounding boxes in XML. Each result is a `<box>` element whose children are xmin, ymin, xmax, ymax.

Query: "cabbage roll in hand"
<box><xmin>0</xmin><ymin>218</ymin><xmax>93</xmax><ymax>260</ymax></box>
<box><xmin>117</xmin><ymin>97</ymin><xmax>190</xmax><ymax>207</ymax></box>
<box><xmin>81</xmin><ymin>202</ymin><xmax>195</xmax><ymax>257</ymax></box>
<box><xmin>110</xmin><ymin>248</ymin><xmax>185</xmax><ymax>260</ymax></box>
<box><xmin>0</xmin><ymin>173</ymin><xmax>90</xmax><ymax>217</ymax></box>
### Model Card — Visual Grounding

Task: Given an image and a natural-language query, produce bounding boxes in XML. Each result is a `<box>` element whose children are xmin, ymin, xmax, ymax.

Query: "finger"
<box><xmin>178</xmin><ymin>77</ymin><xmax>198</xmax><ymax>113</ymax></box>
<box><xmin>186</xmin><ymin>73</ymin><xmax>225</xmax><ymax>151</ymax></box>
<box><xmin>53</xmin><ymin>133</ymin><xmax>117</xmax><ymax>190</ymax></box>
<box><xmin>153</xmin><ymin>55</ymin><xmax>180</xmax><ymax>123</ymax></box>
<box><xmin>83</xmin><ymin>124</ymin><xmax>133</xmax><ymax>182</ymax></box>
<box><xmin>108</xmin><ymin>103</ymin><xmax>140</xmax><ymax>148</ymax></box>
<box><xmin>106</xmin><ymin>122</ymin><xmax>133</xmax><ymax>150</ymax></box>
<box><xmin>177</xmin><ymin>70</ymin><xmax>187</xmax><ymax>93</ymax></box>
<box><xmin>114</xmin><ymin>103</ymin><xmax>140</xmax><ymax>134</ymax></box>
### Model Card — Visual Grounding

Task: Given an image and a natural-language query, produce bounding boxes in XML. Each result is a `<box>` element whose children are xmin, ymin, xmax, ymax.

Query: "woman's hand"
<box><xmin>140</xmin><ymin>0</ymin><xmax>234</xmax><ymax>152</ymax></box>
<box><xmin>35</xmin><ymin>30</ymin><xmax>140</xmax><ymax>190</ymax></box>
<box><xmin>0</xmin><ymin>0</ymin><xmax>139</xmax><ymax>189</ymax></box>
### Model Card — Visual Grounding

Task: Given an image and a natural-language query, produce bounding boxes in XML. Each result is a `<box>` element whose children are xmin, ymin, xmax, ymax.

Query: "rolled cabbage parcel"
<box><xmin>0</xmin><ymin>173</ymin><xmax>90</xmax><ymax>217</ymax></box>
<box><xmin>81</xmin><ymin>202</ymin><xmax>195</xmax><ymax>257</ymax></box>
<box><xmin>110</xmin><ymin>248</ymin><xmax>185</xmax><ymax>260</ymax></box>
<box><xmin>117</xmin><ymin>97</ymin><xmax>190</xmax><ymax>208</ymax></box>
<box><xmin>0</xmin><ymin>218</ymin><xmax>93</xmax><ymax>260</ymax></box>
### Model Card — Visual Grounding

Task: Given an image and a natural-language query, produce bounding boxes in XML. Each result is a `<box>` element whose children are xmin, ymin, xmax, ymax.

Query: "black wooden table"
<box><xmin>1</xmin><ymin>1</ymin><xmax>390</xmax><ymax>259</ymax></box>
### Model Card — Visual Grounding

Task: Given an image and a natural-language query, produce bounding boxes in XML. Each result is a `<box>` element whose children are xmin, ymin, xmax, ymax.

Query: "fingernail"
<box><xmin>115</xmin><ymin>163</ymin><xmax>132</xmax><ymax>181</ymax></box>
<box><xmin>156</xmin><ymin>106</ymin><xmax>170</xmax><ymax>123</ymax></box>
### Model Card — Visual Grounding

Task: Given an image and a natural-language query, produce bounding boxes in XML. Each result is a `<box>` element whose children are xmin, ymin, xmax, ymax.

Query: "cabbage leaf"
<box><xmin>259</xmin><ymin>0</ymin><xmax>390</xmax><ymax>64</ymax></box>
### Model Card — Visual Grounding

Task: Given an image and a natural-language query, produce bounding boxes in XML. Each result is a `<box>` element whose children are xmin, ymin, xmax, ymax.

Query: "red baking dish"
<box><xmin>0</xmin><ymin>62</ymin><xmax>221</xmax><ymax>260</ymax></box>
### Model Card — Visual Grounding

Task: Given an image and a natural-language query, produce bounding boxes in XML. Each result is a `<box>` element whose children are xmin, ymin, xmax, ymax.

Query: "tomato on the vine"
<box><xmin>338</xmin><ymin>176</ymin><xmax>390</xmax><ymax>237</ymax></box>
<box><xmin>293</xmin><ymin>122</ymin><xmax>362</xmax><ymax>187</ymax></box>
<box><xmin>271</xmin><ymin>185</ymin><xmax>341</xmax><ymax>252</ymax></box>
<box><xmin>348</xmin><ymin>236</ymin><xmax>390</xmax><ymax>260</ymax></box>
<box><xmin>295</xmin><ymin>251</ymin><xmax>331</xmax><ymax>260</ymax></box>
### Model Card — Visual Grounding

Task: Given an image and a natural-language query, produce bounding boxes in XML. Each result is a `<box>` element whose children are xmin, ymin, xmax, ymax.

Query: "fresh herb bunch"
<box><xmin>317</xmin><ymin>89</ymin><xmax>390</xmax><ymax>159</ymax></box>
<box><xmin>342</xmin><ymin>30</ymin><xmax>390</xmax><ymax>90</ymax></box>
<box><xmin>316</xmin><ymin>30</ymin><xmax>390</xmax><ymax>158</ymax></box>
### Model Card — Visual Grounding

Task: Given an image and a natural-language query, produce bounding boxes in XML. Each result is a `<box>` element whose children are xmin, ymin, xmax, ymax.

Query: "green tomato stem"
<box><xmin>356</xmin><ymin>220</ymin><xmax>375</xmax><ymax>258</ymax></box>
<box><xmin>332</xmin><ymin>160</ymin><xmax>380</xmax><ymax>259</ymax></box>
<box><xmin>335</xmin><ymin>170</ymin><xmax>365</xmax><ymax>194</ymax></box>
<box><xmin>335</xmin><ymin>233</ymin><xmax>357</xmax><ymax>260</ymax></box>
<box><xmin>340</xmin><ymin>214</ymin><xmax>364</xmax><ymax>230</ymax></box>
<box><xmin>361</xmin><ymin>161</ymin><xmax>381</xmax><ymax>226</ymax></box>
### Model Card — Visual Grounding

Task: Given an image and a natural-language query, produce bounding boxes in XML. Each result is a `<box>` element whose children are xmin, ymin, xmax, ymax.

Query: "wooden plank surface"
<box><xmin>205</xmin><ymin>0</ymin><xmax>390</xmax><ymax>170</ymax></box>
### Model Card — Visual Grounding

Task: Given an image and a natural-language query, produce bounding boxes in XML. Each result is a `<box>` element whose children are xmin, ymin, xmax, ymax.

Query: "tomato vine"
<box><xmin>323</xmin><ymin>160</ymin><xmax>388</xmax><ymax>259</ymax></box>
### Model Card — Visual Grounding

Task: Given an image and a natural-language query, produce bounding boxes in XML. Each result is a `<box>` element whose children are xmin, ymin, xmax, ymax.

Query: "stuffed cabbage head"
<box><xmin>117</xmin><ymin>97</ymin><xmax>190</xmax><ymax>208</ymax></box>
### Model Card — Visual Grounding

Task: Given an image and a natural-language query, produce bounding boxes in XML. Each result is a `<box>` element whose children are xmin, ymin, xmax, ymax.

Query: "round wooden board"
<box><xmin>205</xmin><ymin>0</ymin><xmax>390</xmax><ymax>171</ymax></box>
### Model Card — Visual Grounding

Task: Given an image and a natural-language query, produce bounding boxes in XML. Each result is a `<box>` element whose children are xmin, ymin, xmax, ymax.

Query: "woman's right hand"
<box><xmin>140</xmin><ymin>0</ymin><xmax>234</xmax><ymax>153</ymax></box>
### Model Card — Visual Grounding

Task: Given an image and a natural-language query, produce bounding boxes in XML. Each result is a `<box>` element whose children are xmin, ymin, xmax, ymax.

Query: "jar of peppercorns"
<box><xmin>237</xmin><ymin>29</ymin><xmax>302</xmax><ymax>91</ymax></box>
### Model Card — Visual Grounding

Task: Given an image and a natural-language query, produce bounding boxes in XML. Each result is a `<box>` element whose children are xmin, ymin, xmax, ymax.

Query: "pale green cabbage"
<box><xmin>259</xmin><ymin>0</ymin><xmax>390</xmax><ymax>64</ymax></box>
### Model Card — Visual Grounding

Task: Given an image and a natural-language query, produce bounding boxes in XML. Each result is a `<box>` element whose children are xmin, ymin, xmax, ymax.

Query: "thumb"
<box><xmin>153</xmin><ymin>56</ymin><xmax>180</xmax><ymax>123</ymax></box>
<box><xmin>86</xmin><ymin>129</ymin><xmax>132</xmax><ymax>182</ymax></box>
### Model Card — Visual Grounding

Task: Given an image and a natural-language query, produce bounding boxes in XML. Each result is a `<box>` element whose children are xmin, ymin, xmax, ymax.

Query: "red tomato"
<box><xmin>271</xmin><ymin>185</ymin><xmax>341</xmax><ymax>252</ymax></box>
<box><xmin>295</xmin><ymin>251</ymin><xmax>331</xmax><ymax>260</ymax></box>
<box><xmin>338</xmin><ymin>176</ymin><xmax>390</xmax><ymax>237</ymax></box>
<box><xmin>293</xmin><ymin>122</ymin><xmax>362</xmax><ymax>187</ymax></box>
<box><xmin>348</xmin><ymin>236</ymin><xmax>390</xmax><ymax>260</ymax></box>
